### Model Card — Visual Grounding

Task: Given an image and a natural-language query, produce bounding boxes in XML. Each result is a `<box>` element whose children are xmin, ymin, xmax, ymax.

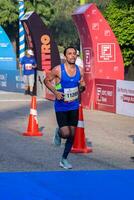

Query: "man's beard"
<box><xmin>67</xmin><ymin>60</ymin><xmax>76</xmax><ymax>65</ymax></box>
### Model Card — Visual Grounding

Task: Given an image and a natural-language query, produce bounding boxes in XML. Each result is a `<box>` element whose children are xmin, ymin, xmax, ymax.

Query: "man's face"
<box><xmin>65</xmin><ymin>48</ymin><xmax>77</xmax><ymax>64</ymax></box>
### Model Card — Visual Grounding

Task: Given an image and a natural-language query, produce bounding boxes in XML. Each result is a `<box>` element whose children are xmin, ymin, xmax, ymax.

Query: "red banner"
<box><xmin>72</xmin><ymin>3</ymin><xmax>124</xmax><ymax>109</ymax></box>
<box><xmin>94</xmin><ymin>79</ymin><xmax>116</xmax><ymax>113</ymax></box>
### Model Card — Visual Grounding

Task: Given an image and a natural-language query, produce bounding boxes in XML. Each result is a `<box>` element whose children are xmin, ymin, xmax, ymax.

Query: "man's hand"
<box><xmin>79</xmin><ymin>66</ymin><xmax>86</xmax><ymax>93</ymax></box>
<box><xmin>54</xmin><ymin>91</ymin><xmax>64</xmax><ymax>100</ymax></box>
<box><xmin>79</xmin><ymin>85</ymin><xmax>86</xmax><ymax>93</ymax></box>
<box><xmin>32</xmin><ymin>64</ymin><xmax>37</xmax><ymax>69</ymax></box>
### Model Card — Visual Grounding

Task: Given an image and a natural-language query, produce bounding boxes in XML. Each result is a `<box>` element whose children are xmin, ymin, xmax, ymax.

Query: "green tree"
<box><xmin>1</xmin><ymin>0</ymin><xmax>133</xmax><ymax>69</ymax></box>
<box><xmin>86</xmin><ymin>0</ymin><xmax>111</xmax><ymax>10</ymax></box>
<box><xmin>48</xmin><ymin>0</ymin><xmax>80</xmax><ymax>51</ymax></box>
<box><xmin>104</xmin><ymin>0</ymin><xmax>134</xmax><ymax>68</ymax></box>
<box><xmin>0</xmin><ymin>0</ymin><xmax>53</xmax><ymax>53</ymax></box>
<box><xmin>0</xmin><ymin>0</ymin><xmax>18</xmax><ymax>26</ymax></box>
<box><xmin>24</xmin><ymin>0</ymin><xmax>79</xmax><ymax>50</ymax></box>
<box><xmin>0</xmin><ymin>0</ymin><xmax>18</xmax><ymax>52</ymax></box>
<box><xmin>25</xmin><ymin>0</ymin><xmax>53</xmax><ymax>26</ymax></box>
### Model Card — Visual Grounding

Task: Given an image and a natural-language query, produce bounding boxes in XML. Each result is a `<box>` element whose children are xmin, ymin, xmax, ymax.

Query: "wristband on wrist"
<box><xmin>79</xmin><ymin>85</ymin><xmax>86</xmax><ymax>92</ymax></box>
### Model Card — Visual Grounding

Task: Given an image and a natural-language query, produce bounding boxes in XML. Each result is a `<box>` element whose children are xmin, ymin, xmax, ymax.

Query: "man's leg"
<box><xmin>130</xmin><ymin>157</ymin><xmax>134</xmax><ymax>161</ymax></box>
<box><xmin>59</xmin><ymin>126</ymin><xmax>76</xmax><ymax>169</ymax></box>
<box><xmin>29</xmin><ymin>74</ymin><xmax>34</xmax><ymax>95</ymax></box>
<box><xmin>53</xmin><ymin>127</ymin><xmax>61</xmax><ymax>146</ymax></box>
<box><xmin>62</xmin><ymin>126</ymin><xmax>75</xmax><ymax>159</ymax></box>
<box><xmin>55</xmin><ymin>110</ymin><xmax>78</xmax><ymax>169</ymax></box>
<box><xmin>54</xmin><ymin>111</ymin><xmax>69</xmax><ymax>146</ymax></box>
<box><xmin>23</xmin><ymin>75</ymin><xmax>29</xmax><ymax>95</ymax></box>
<box><xmin>61</xmin><ymin>109</ymin><xmax>78</xmax><ymax>159</ymax></box>
<box><xmin>53</xmin><ymin>125</ymin><xmax>70</xmax><ymax>146</ymax></box>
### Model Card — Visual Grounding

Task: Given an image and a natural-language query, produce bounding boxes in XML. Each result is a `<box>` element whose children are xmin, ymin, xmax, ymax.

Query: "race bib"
<box><xmin>64</xmin><ymin>87</ymin><xmax>79</xmax><ymax>102</ymax></box>
<box><xmin>25</xmin><ymin>64</ymin><xmax>32</xmax><ymax>70</ymax></box>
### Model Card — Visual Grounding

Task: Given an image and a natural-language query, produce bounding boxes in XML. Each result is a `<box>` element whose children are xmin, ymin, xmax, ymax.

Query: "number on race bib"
<box><xmin>25</xmin><ymin>64</ymin><xmax>32</xmax><ymax>70</ymax></box>
<box><xmin>64</xmin><ymin>87</ymin><xmax>79</xmax><ymax>102</ymax></box>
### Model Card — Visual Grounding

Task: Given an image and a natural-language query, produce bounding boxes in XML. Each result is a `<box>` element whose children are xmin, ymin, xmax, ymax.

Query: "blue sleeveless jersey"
<box><xmin>54</xmin><ymin>64</ymin><xmax>81</xmax><ymax>112</ymax></box>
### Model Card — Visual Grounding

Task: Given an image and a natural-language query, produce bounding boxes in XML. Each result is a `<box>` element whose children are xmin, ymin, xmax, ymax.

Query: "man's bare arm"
<box><xmin>79</xmin><ymin>67</ymin><xmax>86</xmax><ymax>92</ymax></box>
<box><xmin>44</xmin><ymin>65</ymin><xmax>64</xmax><ymax>100</ymax></box>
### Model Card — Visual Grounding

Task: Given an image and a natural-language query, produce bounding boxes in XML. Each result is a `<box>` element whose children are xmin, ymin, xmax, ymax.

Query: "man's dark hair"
<box><xmin>64</xmin><ymin>46</ymin><xmax>77</xmax><ymax>56</ymax></box>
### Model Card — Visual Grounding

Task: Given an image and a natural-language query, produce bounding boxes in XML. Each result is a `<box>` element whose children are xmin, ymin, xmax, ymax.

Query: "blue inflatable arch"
<box><xmin>0</xmin><ymin>26</ymin><xmax>24</xmax><ymax>92</ymax></box>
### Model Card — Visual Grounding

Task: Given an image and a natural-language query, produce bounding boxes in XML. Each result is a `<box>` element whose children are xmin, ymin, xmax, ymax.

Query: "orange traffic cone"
<box><xmin>23</xmin><ymin>96</ymin><xmax>43</xmax><ymax>136</ymax></box>
<box><xmin>71</xmin><ymin>104</ymin><xmax>92</xmax><ymax>153</ymax></box>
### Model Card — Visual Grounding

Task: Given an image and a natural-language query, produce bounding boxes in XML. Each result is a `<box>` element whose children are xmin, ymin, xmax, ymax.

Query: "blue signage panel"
<box><xmin>0</xmin><ymin>26</ymin><xmax>24</xmax><ymax>92</ymax></box>
<box><xmin>0</xmin><ymin>26</ymin><xmax>16</xmax><ymax>70</ymax></box>
<box><xmin>0</xmin><ymin>70</ymin><xmax>24</xmax><ymax>92</ymax></box>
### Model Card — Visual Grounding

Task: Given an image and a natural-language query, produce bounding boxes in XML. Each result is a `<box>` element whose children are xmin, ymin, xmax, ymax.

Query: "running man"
<box><xmin>44</xmin><ymin>46</ymin><xmax>85</xmax><ymax>169</ymax></box>
<box><xmin>19</xmin><ymin>49</ymin><xmax>37</xmax><ymax>96</ymax></box>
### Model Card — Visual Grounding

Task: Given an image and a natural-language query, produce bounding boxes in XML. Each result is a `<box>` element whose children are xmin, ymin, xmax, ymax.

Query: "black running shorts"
<box><xmin>55</xmin><ymin>109</ymin><xmax>79</xmax><ymax>128</ymax></box>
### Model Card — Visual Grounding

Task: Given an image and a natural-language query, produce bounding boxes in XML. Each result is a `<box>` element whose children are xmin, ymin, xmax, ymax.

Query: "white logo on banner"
<box><xmin>92</xmin><ymin>23</ymin><xmax>99</xmax><ymax>31</ymax></box>
<box><xmin>0</xmin><ymin>74</ymin><xmax>7</xmax><ymax>81</ymax></box>
<box><xmin>97</xmin><ymin>87</ymin><xmax>102</xmax><ymax>102</ymax></box>
<box><xmin>104</xmin><ymin>30</ymin><xmax>111</xmax><ymax>36</ymax></box>
<box><xmin>96</xmin><ymin>84</ymin><xmax>114</xmax><ymax>106</ymax></box>
<box><xmin>83</xmin><ymin>48</ymin><xmax>92</xmax><ymax>73</ymax></box>
<box><xmin>92</xmin><ymin>9</ymin><xmax>97</xmax><ymax>14</ymax></box>
<box><xmin>113</xmin><ymin>66</ymin><xmax>119</xmax><ymax>72</ymax></box>
<box><xmin>97</xmin><ymin>43</ymin><xmax>116</xmax><ymax>62</ymax></box>
<box><xmin>0</xmin><ymin>43</ymin><xmax>8</xmax><ymax>47</ymax></box>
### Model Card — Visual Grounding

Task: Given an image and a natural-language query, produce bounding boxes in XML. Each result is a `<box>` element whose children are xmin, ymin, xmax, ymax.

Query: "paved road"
<box><xmin>0</xmin><ymin>91</ymin><xmax>134</xmax><ymax>172</ymax></box>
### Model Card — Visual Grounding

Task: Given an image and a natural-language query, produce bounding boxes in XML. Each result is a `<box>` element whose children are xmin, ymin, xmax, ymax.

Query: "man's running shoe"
<box><xmin>59</xmin><ymin>158</ymin><xmax>72</xmax><ymax>169</ymax></box>
<box><xmin>130</xmin><ymin>157</ymin><xmax>134</xmax><ymax>161</ymax></box>
<box><xmin>29</xmin><ymin>91</ymin><xmax>34</xmax><ymax>96</ymax></box>
<box><xmin>24</xmin><ymin>90</ymin><xmax>28</xmax><ymax>95</ymax></box>
<box><xmin>53</xmin><ymin>128</ymin><xmax>61</xmax><ymax>146</ymax></box>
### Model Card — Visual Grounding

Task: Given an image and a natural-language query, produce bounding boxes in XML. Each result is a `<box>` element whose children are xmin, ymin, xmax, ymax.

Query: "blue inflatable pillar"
<box><xmin>0</xmin><ymin>26</ymin><xmax>24</xmax><ymax>92</ymax></box>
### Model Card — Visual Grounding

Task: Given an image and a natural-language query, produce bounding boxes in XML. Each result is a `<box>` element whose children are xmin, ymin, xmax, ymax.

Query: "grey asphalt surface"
<box><xmin>0</xmin><ymin>91</ymin><xmax>134</xmax><ymax>172</ymax></box>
